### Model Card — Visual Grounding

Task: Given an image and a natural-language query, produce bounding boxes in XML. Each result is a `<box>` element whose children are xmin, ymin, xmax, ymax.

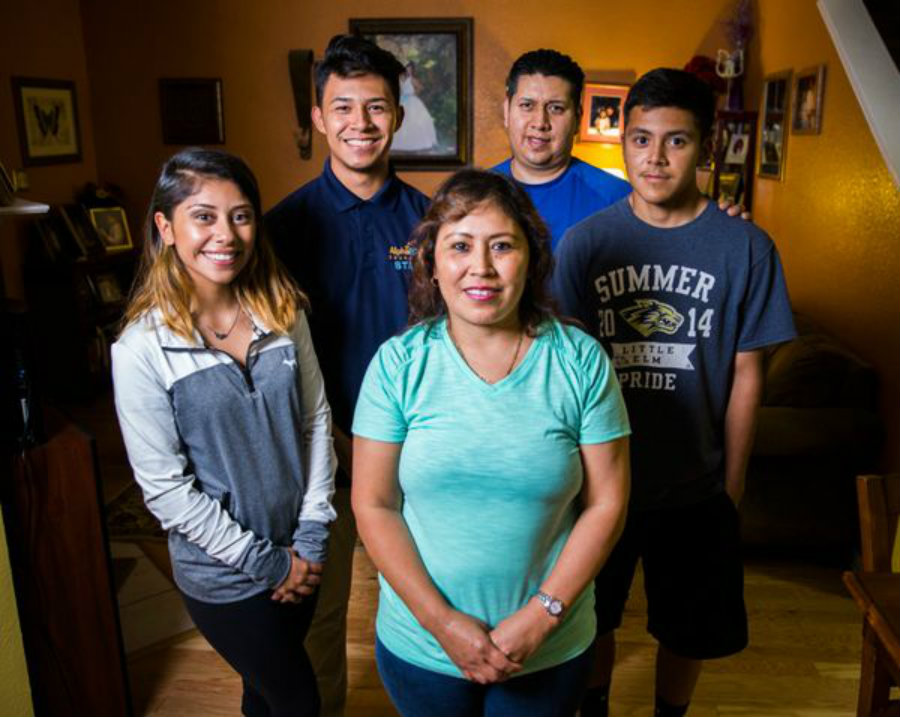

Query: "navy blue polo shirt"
<box><xmin>266</xmin><ymin>160</ymin><xmax>430</xmax><ymax>436</ymax></box>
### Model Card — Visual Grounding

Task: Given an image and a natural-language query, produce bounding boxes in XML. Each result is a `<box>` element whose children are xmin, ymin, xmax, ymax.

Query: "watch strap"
<box><xmin>535</xmin><ymin>591</ymin><xmax>566</xmax><ymax>618</ymax></box>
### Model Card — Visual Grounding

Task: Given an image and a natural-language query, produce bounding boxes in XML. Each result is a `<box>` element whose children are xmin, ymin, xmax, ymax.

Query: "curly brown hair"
<box><xmin>407</xmin><ymin>169</ymin><xmax>557</xmax><ymax>335</ymax></box>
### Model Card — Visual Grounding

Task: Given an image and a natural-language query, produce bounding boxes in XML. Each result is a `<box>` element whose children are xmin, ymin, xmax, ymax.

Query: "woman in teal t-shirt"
<box><xmin>352</xmin><ymin>170</ymin><xmax>631</xmax><ymax>717</ymax></box>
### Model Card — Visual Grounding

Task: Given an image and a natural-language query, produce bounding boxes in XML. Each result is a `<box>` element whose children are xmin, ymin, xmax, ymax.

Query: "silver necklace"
<box><xmin>449</xmin><ymin>325</ymin><xmax>524</xmax><ymax>384</ymax></box>
<box><xmin>208</xmin><ymin>305</ymin><xmax>242</xmax><ymax>341</ymax></box>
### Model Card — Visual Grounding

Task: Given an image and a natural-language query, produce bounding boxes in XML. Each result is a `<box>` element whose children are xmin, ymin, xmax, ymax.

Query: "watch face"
<box><xmin>549</xmin><ymin>599</ymin><xmax>564</xmax><ymax>616</ymax></box>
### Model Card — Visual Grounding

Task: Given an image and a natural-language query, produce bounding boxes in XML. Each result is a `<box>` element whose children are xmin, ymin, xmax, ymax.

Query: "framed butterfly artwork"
<box><xmin>11</xmin><ymin>77</ymin><xmax>82</xmax><ymax>166</ymax></box>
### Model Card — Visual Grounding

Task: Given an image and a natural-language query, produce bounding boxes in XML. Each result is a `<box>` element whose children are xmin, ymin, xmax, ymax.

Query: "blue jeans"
<box><xmin>375</xmin><ymin>637</ymin><xmax>592</xmax><ymax>717</ymax></box>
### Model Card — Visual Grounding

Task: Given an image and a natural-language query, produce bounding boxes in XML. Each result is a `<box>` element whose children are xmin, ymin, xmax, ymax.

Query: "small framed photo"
<box><xmin>349</xmin><ymin>18</ymin><xmax>473</xmax><ymax>170</ymax></box>
<box><xmin>11</xmin><ymin>77</ymin><xmax>82</xmax><ymax>166</ymax></box>
<box><xmin>94</xmin><ymin>273</ymin><xmax>124</xmax><ymax>304</ymax></box>
<box><xmin>718</xmin><ymin>172</ymin><xmax>742</xmax><ymax>204</ymax></box>
<box><xmin>724</xmin><ymin>133</ymin><xmax>750</xmax><ymax>165</ymax></box>
<box><xmin>159</xmin><ymin>78</ymin><xmax>225</xmax><ymax>145</ymax></box>
<box><xmin>758</xmin><ymin>70</ymin><xmax>791</xmax><ymax>179</ymax></box>
<box><xmin>579</xmin><ymin>83</ymin><xmax>629</xmax><ymax>144</ymax></box>
<box><xmin>89</xmin><ymin>206</ymin><xmax>133</xmax><ymax>252</ymax></box>
<box><xmin>791</xmin><ymin>65</ymin><xmax>826</xmax><ymax>135</ymax></box>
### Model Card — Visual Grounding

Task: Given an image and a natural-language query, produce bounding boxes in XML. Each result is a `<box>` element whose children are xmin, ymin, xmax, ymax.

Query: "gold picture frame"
<box><xmin>88</xmin><ymin>207</ymin><xmax>133</xmax><ymax>253</ymax></box>
<box><xmin>718</xmin><ymin>172</ymin><xmax>742</xmax><ymax>205</ymax></box>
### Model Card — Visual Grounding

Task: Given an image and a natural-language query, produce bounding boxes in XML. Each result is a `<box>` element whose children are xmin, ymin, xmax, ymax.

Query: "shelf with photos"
<box><xmin>25</xmin><ymin>190</ymin><xmax>138</xmax><ymax>400</ymax></box>
<box><xmin>698</xmin><ymin>109</ymin><xmax>758</xmax><ymax>211</ymax></box>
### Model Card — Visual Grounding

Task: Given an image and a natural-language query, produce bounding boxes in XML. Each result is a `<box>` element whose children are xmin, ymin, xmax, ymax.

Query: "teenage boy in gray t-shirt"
<box><xmin>553</xmin><ymin>68</ymin><xmax>795</xmax><ymax>717</ymax></box>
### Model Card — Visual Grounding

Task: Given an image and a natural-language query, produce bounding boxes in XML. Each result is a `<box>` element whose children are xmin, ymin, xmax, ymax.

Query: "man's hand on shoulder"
<box><xmin>718</xmin><ymin>198</ymin><xmax>751</xmax><ymax>221</ymax></box>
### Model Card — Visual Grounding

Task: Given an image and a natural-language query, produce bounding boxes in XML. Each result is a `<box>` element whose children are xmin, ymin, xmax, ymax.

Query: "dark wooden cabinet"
<box><xmin>24</xmin><ymin>237</ymin><xmax>135</xmax><ymax>401</ymax></box>
<box><xmin>3</xmin><ymin>408</ymin><xmax>132</xmax><ymax>716</ymax></box>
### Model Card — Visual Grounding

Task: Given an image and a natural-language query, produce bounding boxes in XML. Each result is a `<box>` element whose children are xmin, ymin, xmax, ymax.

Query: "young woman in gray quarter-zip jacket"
<box><xmin>112</xmin><ymin>147</ymin><xmax>336</xmax><ymax>717</ymax></box>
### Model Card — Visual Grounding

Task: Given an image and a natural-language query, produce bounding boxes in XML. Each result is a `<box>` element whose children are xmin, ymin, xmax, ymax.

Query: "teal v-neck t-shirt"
<box><xmin>353</xmin><ymin>318</ymin><xmax>630</xmax><ymax>677</ymax></box>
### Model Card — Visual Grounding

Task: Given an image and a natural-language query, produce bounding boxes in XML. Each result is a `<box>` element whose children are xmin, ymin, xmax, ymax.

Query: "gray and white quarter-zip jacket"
<box><xmin>112</xmin><ymin>309</ymin><xmax>337</xmax><ymax>603</ymax></box>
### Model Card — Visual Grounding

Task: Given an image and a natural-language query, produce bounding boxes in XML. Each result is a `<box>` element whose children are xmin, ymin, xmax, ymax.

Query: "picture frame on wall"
<box><xmin>791</xmin><ymin>64</ymin><xmax>826</xmax><ymax>135</ymax></box>
<box><xmin>159</xmin><ymin>78</ymin><xmax>225</xmax><ymax>145</ymax></box>
<box><xmin>724</xmin><ymin>133</ymin><xmax>750</xmax><ymax>165</ymax></box>
<box><xmin>88</xmin><ymin>206</ymin><xmax>133</xmax><ymax>253</ymax></box>
<box><xmin>349</xmin><ymin>17</ymin><xmax>473</xmax><ymax>170</ymax></box>
<box><xmin>94</xmin><ymin>273</ymin><xmax>125</xmax><ymax>305</ymax></box>
<box><xmin>579</xmin><ymin>83</ymin><xmax>629</xmax><ymax>144</ymax></box>
<box><xmin>758</xmin><ymin>70</ymin><xmax>791</xmax><ymax>179</ymax></box>
<box><xmin>11</xmin><ymin>77</ymin><xmax>82</xmax><ymax>166</ymax></box>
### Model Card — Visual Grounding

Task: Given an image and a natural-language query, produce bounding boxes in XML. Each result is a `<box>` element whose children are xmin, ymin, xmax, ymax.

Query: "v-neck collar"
<box><xmin>437</xmin><ymin>318</ymin><xmax>540</xmax><ymax>392</ymax></box>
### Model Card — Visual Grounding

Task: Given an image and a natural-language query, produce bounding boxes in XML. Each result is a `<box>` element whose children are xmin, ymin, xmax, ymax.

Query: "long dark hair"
<box><xmin>408</xmin><ymin>169</ymin><xmax>557</xmax><ymax>335</ymax></box>
<box><xmin>123</xmin><ymin>147</ymin><xmax>305</xmax><ymax>340</ymax></box>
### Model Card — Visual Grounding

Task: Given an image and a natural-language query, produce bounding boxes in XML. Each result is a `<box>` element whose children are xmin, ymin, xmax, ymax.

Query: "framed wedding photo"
<box><xmin>11</xmin><ymin>77</ymin><xmax>82</xmax><ymax>166</ymax></box>
<box><xmin>349</xmin><ymin>17</ymin><xmax>473</xmax><ymax>170</ymax></box>
<box><xmin>579</xmin><ymin>83</ymin><xmax>629</xmax><ymax>144</ymax></box>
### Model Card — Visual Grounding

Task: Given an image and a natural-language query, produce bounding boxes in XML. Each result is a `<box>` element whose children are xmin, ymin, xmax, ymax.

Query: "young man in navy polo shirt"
<box><xmin>266</xmin><ymin>35</ymin><xmax>429</xmax><ymax>716</ymax></box>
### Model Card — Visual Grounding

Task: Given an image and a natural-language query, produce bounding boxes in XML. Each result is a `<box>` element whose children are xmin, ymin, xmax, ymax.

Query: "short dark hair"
<box><xmin>408</xmin><ymin>169</ymin><xmax>557</xmax><ymax>335</ymax></box>
<box><xmin>315</xmin><ymin>34</ymin><xmax>405</xmax><ymax>106</ymax></box>
<box><xmin>505</xmin><ymin>49</ymin><xmax>585</xmax><ymax>109</ymax></box>
<box><xmin>624</xmin><ymin>68</ymin><xmax>716</xmax><ymax>141</ymax></box>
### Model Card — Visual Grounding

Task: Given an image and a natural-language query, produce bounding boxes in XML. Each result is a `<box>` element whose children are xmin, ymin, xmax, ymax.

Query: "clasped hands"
<box><xmin>433</xmin><ymin>601</ymin><xmax>556</xmax><ymax>684</ymax></box>
<box><xmin>271</xmin><ymin>550</ymin><xmax>322</xmax><ymax>603</ymax></box>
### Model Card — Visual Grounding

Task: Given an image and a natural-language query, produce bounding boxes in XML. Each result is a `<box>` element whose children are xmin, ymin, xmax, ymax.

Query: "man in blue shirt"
<box><xmin>492</xmin><ymin>49</ymin><xmax>631</xmax><ymax>250</ymax></box>
<box><xmin>266</xmin><ymin>35</ymin><xmax>429</xmax><ymax>716</ymax></box>
<box><xmin>493</xmin><ymin>50</ymin><xmax>744</xmax><ymax>250</ymax></box>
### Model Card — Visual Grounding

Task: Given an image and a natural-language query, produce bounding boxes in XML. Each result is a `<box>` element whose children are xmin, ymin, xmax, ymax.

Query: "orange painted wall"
<box><xmin>78</xmin><ymin>0</ymin><xmax>739</xmax><ymax>224</ymax></box>
<box><xmin>751</xmin><ymin>0</ymin><xmax>900</xmax><ymax>469</ymax></box>
<box><xmin>11</xmin><ymin>0</ymin><xmax>897</xmax><ymax>467</ymax></box>
<box><xmin>0</xmin><ymin>0</ymin><xmax>98</xmax><ymax>298</ymax></box>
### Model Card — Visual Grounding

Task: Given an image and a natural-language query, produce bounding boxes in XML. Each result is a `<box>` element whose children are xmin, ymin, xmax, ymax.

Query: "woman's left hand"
<box><xmin>489</xmin><ymin>599</ymin><xmax>557</xmax><ymax>664</ymax></box>
<box><xmin>271</xmin><ymin>552</ymin><xmax>323</xmax><ymax>603</ymax></box>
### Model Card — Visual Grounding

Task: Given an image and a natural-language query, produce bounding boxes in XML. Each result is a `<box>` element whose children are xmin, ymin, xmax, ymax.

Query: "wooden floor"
<box><xmin>66</xmin><ymin>391</ymin><xmax>863</xmax><ymax>716</ymax></box>
<box><xmin>126</xmin><ymin>546</ymin><xmax>864</xmax><ymax>717</ymax></box>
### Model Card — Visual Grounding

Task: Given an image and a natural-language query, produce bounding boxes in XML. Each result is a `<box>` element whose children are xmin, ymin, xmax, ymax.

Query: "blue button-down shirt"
<box><xmin>266</xmin><ymin>160</ymin><xmax>430</xmax><ymax>435</ymax></box>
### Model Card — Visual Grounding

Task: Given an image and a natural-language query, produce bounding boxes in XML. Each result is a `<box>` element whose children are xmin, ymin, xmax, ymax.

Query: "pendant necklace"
<box><xmin>208</xmin><ymin>304</ymin><xmax>243</xmax><ymax>341</ymax></box>
<box><xmin>449</xmin><ymin>325</ymin><xmax>524</xmax><ymax>384</ymax></box>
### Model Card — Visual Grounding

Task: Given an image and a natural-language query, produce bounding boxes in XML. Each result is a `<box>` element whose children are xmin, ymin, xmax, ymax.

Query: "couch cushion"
<box><xmin>764</xmin><ymin>334</ymin><xmax>872</xmax><ymax>408</ymax></box>
<box><xmin>753</xmin><ymin>406</ymin><xmax>882</xmax><ymax>460</ymax></box>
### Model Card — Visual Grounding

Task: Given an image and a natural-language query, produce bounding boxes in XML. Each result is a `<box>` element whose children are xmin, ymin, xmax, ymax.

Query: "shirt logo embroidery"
<box><xmin>388</xmin><ymin>242</ymin><xmax>416</xmax><ymax>271</ymax></box>
<box><xmin>283</xmin><ymin>358</ymin><xmax>297</xmax><ymax>370</ymax></box>
<box><xmin>619</xmin><ymin>299</ymin><xmax>684</xmax><ymax>337</ymax></box>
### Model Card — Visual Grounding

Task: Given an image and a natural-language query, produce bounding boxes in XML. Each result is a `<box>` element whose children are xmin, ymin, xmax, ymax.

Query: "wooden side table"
<box><xmin>843</xmin><ymin>570</ymin><xmax>900</xmax><ymax>717</ymax></box>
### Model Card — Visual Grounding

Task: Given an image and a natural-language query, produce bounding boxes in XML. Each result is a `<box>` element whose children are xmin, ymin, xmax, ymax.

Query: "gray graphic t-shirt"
<box><xmin>553</xmin><ymin>198</ymin><xmax>796</xmax><ymax>509</ymax></box>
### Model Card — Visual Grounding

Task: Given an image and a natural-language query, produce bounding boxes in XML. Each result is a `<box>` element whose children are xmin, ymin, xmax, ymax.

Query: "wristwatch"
<box><xmin>535</xmin><ymin>591</ymin><xmax>566</xmax><ymax>618</ymax></box>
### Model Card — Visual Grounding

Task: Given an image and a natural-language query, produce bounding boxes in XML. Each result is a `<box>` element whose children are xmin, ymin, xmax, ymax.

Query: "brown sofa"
<box><xmin>740</xmin><ymin>315</ymin><xmax>883</xmax><ymax>563</ymax></box>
